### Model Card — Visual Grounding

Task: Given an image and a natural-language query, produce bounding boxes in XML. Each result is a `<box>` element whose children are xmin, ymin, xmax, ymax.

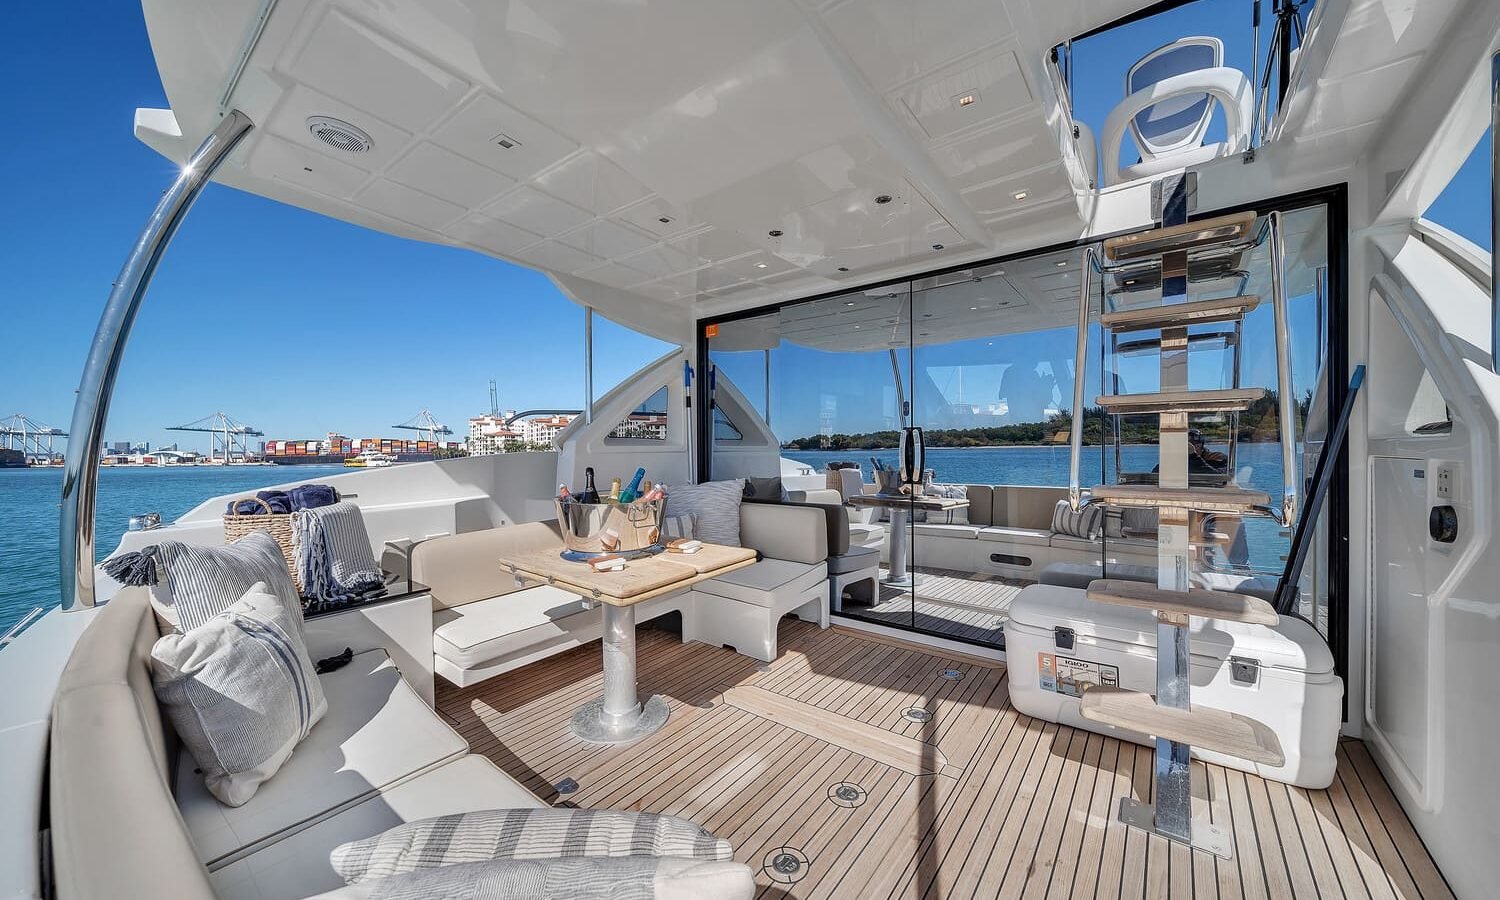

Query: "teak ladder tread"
<box><xmin>1080</xmin><ymin>686</ymin><xmax>1286</xmax><ymax>766</ymax></box>
<box><xmin>1090</xmin><ymin>483</ymin><xmax>1270</xmax><ymax>513</ymax></box>
<box><xmin>1085</xmin><ymin>578</ymin><xmax>1280</xmax><ymax>625</ymax></box>
<box><xmin>1095</xmin><ymin>387</ymin><xmax>1267</xmax><ymax>415</ymax></box>
<box><xmin>1103</xmin><ymin>210</ymin><xmax>1258</xmax><ymax>261</ymax></box>
<box><xmin>1099</xmin><ymin>295</ymin><xmax>1261</xmax><ymax>331</ymax></box>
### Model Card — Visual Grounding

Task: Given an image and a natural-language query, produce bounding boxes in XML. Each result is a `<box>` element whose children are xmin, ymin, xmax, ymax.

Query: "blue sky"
<box><xmin>0</xmin><ymin>2</ymin><xmax>1491</xmax><ymax>452</ymax></box>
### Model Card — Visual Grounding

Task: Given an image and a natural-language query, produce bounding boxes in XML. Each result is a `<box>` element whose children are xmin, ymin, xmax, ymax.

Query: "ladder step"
<box><xmin>1104</xmin><ymin>211</ymin><xmax>1258</xmax><ymax>262</ymax></box>
<box><xmin>1080</xmin><ymin>686</ymin><xmax>1285</xmax><ymax>765</ymax></box>
<box><xmin>1091</xmin><ymin>483</ymin><xmax>1270</xmax><ymax>513</ymax></box>
<box><xmin>1100</xmin><ymin>295</ymin><xmax>1261</xmax><ymax>332</ymax></box>
<box><xmin>1096</xmin><ymin>388</ymin><xmax>1266</xmax><ymax>415</ymax></box>
<box><xmin>1085</xmin><ymin>579</ymin><xmax>1279</xmax><ymax>625</ymax></box>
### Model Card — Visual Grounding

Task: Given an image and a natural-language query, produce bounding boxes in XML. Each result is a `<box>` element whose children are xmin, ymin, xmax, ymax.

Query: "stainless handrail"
<box><xmin>1267</xmin><ymin>210</ymin><xmax>1299</xmax><ymax>526</ymax></box>
<box><xmin>1067</xmin><ymin>247</ymin><xmax>1096</xmax><ymax>510</ymax></box>
<box><xmin>58</xmin><ymin>110</ymin><xmax>254</xmax><ymax>611</ymax></box>
<box><xmin>1490</xmin><ymin>50</ymin><xmax>1499</xmax><ymax>373</ymax></box>
<box><xmin>0</xmin><ymin>607</ymin><xmax>44</xmax><ymax>648</ymax></box>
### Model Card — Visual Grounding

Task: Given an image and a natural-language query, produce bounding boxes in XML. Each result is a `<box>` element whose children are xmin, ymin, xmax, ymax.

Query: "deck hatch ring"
<box><xmin>554</xmin><ymin>777</ymin><xmax>578</xmax><ymax>795</ymax></box>
<box><xmin>828</xmin><ymin>782</ymin><xmax>868</xmax><ymax>808</ymax></box>
<box><xmin>941</xmin><ymin>668</ymin><xmax>964</xmax><ymax>681</ymax></box>
<box><xmin>305</xmin><ymin>116</ymin><xmax>373</xmax><ymax>153</ymax></box>
<box><xmin>902</xmin><ymin>706</ymin><xmax>933</xmax><ymax>724</ymax></box>
<box><xmin>763</xmin><ymin>847</ymin><xmax>810</xmax><ymax>883</ymax></box>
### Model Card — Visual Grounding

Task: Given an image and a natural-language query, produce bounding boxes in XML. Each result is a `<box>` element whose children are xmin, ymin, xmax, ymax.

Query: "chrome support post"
<box><xmin>1067</xmin><ymin>249</ymin><xmax>1093</xmax><ymax>510</ymax></box>
<box><xmin>570</xmin><ymin>602</ymin><xmax>669</xmax><ymax>743</ymax></box>
<box><xmin>59</xmin><ymin>110</ymin><xmax>253</xmax><ymax>611</ymax></box>
<box><xmin>1267</xmin><ymin>212</ymin><xmax>1298</xmax><ymax>525</ymax></box>
<box><xmin>1490</xmin><ymin>51</ymin><xmax>1499</xmax><ymax>371</ymax></box>
<box><xmin>584</xmin><ymin>307</ymin><xmax>594</xmax><ymax>424</ymax></box>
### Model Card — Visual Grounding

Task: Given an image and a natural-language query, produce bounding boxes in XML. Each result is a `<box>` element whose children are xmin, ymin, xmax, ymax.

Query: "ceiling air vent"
<box><xmin>306</xmin><ymin>116</ymin><xmax>373</xmax><ymax>153</ymax></box>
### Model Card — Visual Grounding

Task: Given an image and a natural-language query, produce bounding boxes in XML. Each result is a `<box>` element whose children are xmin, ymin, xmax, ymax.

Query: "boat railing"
<box><xmin>0</xmin><ymin>607</ymin><xmax>45</xmax><ymax>650</ymax></box>
<box><xmin>58</xmin><ymin>110</ymin><xmax>254</xmax><ymax>611</ymax></box>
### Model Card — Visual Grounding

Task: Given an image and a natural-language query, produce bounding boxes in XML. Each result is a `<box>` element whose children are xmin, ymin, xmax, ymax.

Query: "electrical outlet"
<box><xmin>1435</xmin><ymin>463</ymin><xmax>1456</xmax><ymax>500</ymax></box>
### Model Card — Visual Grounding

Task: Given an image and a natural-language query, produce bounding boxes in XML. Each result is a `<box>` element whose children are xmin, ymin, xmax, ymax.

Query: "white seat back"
<box><xmin>1126</xmin><ymin>36</ymin><xmax>1223</xmax><ymax>159</ymax></box>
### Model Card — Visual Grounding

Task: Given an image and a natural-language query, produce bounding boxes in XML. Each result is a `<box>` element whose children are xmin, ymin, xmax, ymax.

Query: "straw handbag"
<box><xmin>223</xmin><ymin>497</ymin><xmax>301</xmax><ymax>592</ymax></box>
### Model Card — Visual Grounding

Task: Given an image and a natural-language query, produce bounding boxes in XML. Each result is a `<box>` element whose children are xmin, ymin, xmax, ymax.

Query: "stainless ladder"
<box><xmin>1063</xmin><ymin>201</ymin><xmax>1298</xmax><ymax>858</ymax></box>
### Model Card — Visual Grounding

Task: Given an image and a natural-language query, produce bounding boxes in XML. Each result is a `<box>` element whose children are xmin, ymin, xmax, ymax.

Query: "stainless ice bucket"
<box><xmin>554</xmin><ymin>498</ymin><xmax>666</xmax><ymax>561</ymax></box>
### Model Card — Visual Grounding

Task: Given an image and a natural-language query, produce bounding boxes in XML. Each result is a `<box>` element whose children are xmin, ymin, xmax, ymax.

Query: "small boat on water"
<box><xmin>343</xmin><ymin>451</ymin><xmax>395</xmax><ymax>468</ymax></box>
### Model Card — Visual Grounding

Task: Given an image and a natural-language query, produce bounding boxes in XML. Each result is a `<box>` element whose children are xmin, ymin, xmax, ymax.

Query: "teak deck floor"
<box><xmin>851</xmin><ymin>568</ymin><xmax>1027</xmax><ymax>645</ymax></box>
<box><xmin>436</xmin><ymin>619</ymin><xmax>1451</xmax><ymax>900</ymax></box>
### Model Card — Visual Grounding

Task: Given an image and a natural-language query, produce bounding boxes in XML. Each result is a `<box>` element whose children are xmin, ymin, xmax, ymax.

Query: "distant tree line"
<box><xmin>781</xmin><ymin>390</ymin><xmax>1311</xmax><ymax>450</ymax></box>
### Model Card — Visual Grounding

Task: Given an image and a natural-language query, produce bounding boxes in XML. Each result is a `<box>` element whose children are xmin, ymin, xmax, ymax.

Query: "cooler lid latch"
<box><xmin>1053</xmin><ymin>626</ymin><xmax>1075</xmax><ymax>651</ymax></box>
<box><xmin>1229</xmin><ymin>656</ymin><xmax>1260</xmax><ymax>686</ymax></box>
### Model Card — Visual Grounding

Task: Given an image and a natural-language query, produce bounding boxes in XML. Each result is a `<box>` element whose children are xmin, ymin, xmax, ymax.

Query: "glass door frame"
<box><xmin>694</xmin><ymin>185</ymin><xmax>1350</xmax><ymax>671</ymax></box>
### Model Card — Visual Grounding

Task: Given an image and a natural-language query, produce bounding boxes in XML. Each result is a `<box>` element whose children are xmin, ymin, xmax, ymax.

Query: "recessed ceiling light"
<box><xmin>837</xmin><ymin>266</ymin><xmax>849</xmax><ymax>272</ymax></box>
<box><xmin>1124</xmin><ymin>278</ymin><xmax>1136</xmax><ymax>285</ymax></box>
<box><xmin>932</xmin><ymin>243</ymin><xmax>944</xmax><ymax>250</ymax></box>
<box><xmin>1056</xmin><ymin>261</ymin><xmax>1068</xmax><ymax>267</ymax></box>
<box><xmin>875</xmin><ymin>194</ymin><xmax>893</xmax><ymax>205</ymax></box>
<box><xmin>755</xmin><ymin>262</ymin><xmax>768</xmax><ymax>268</ymax></box>
<box><xmin>492</xmin><ymin>133</ymin><xmax>521</xmax><ymax>150</ymax></box>
<box><xmin>658</xmin><ymin>215</ymin><xmax>674</xmax><ymax>225</ymax></box>
<box><xmin>1014</xmin><ymin>191</ymin><xmax>1028</xmax><ymax>201</ymax></box>
<box><xmin>845</xmin><ymin>301</ymin><xmax>856</xmax><ymax>306</ymax></box>
<box><xmin>768</xmin><ymin>229</ymin><xmax>783</xmax><ymax>237</ymax></box>
<box><xmin>957</xmin><ymin>92</ymin><xmax>978</xmax><ymax>107</ymax></box>
<box><xmin>969</xmin><ymin>306</ymin><xmax>979</xmax><ymax>311</ymax></box>
<box><xmin>854</xmin><ymin>324</ymin><xmax>861</xmax><ymax>329</ymax></box>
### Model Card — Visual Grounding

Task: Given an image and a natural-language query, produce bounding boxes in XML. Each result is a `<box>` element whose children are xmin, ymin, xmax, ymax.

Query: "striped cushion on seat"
<box><xmin>664</xmin><ymin>480</ymin><xmax>744</xmax><ymax>546</ymax></box>
<box><xmin>150</xmin><ymin>531</ymin><xmax>301</xmax><ymax>632</ymax></box>
<box><xmin>330</xmin><ymin>809</ymin><xmax>733</xmax><ymax>884</ymax></box>
<box><xmin>150</xmin><ymin>583</ymin><xmax>326</xmax><ymax>807</ymax></box>
<box><xmin>317</xmin><ymin>857</ymin><xmax>750</xmax><ymax>900</ymax></box>
<box><xmin>1050</xmin><ymin>500</ymin><xmax>1104</xmax><ymax>540</ymax></box>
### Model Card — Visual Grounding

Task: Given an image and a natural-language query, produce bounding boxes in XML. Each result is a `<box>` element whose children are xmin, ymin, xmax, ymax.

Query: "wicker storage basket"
<box><xmin>223</xmin><ymin>497</ymin><xmax>302</xmax><ymax>592</ymax></box>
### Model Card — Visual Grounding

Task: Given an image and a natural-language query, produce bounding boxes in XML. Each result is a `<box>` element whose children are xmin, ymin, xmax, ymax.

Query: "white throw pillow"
<box><xmin>151</xmin><ymin>582</ymin><xmax>326</xmax><ymax>807</ymax></box>
<box><xmin>664</xmin><ymin>480</ymin><xmax>744</xmax><ymax>546</ymax></box>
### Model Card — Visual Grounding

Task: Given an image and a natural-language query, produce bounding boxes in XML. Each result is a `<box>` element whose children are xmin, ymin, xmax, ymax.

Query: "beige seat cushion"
<box><xmin>177</xmin><ymin>649</ymin><xmax>467</xmax><ymax>867</ymax></box>
<box><xmin>1048</xmin><ymin>533</ymin><xmax>1158</xmax><ymax>556</ymax></box>
<box><xmin>432</xmin><ymin>586</ymin><xmax>600</xmax><ymax>671</ymax></box>
<box><xmin>696</xmin><ymin>559</ymin><xmax>828</xmax><ymax>608</ymax></box>
<box><xmin>209</xmin><ymin>755</ymin><xmax>545</xmax><ymax>900</ymax></box>
<box><xmin>912</xmin><ymin>523</ymin><xmax>980</xmax><ymax>539</ymax></box>
<box><xmin>977</xmin><ymin>526</ymin><xmax>1053</xmax><ymax>547</ymax></box>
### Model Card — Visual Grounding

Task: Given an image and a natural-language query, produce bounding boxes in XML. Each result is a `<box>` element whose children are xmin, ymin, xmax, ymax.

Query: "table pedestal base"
<box><xmin>881</xmin><ymin>505</ymin><xmax>921</xmax><ymax>589</ymax></box>
<box><xmin>570</xmin><ymin>694</ymin><xmax>669</xmax><ymax>743</ymax></box>
<box><xmin>568</xmin><ymin>601</ymin><xmax>669</xmax><ymax>744</ymax></box>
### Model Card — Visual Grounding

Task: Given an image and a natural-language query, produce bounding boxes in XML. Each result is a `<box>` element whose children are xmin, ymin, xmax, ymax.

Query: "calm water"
<box><xmin>0</xmin><ymin>464</ymin><xmax>348</xmax><ymax>633</ymax></box>
<box><xmin>1</xmin><ymin>444</ymin><xmax>1296</xmax><ymax>634</ymax></box>
<box><xmin>783</xmin><ymin>442</ymin><xmax>1294</xmax><ymax>573</ymax></box>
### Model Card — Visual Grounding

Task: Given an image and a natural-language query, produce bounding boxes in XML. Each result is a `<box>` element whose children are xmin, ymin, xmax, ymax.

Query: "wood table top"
<box><xmin>846</xmin><ymin>493</ymin><xmax>971</xmax><ymax>511</ymax></box>
<box><xmin>498</xmin><ymin>543</ymin><xmax>758</xmax><ymax>607</ymax></box>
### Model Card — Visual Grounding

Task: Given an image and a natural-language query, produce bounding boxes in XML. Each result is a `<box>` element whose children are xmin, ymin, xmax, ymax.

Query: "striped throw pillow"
<box><xmin>316</xmin><ymin>857</ymin><xmax>750</xmax><ymax>900</ymax></box>
<box><xmin>330</xmin><ymin>809</ymin><xmax>734</xmax><ymax>884</ymax></box>
<box><xmin>664</xmin><ymin>480</ymin><xmax>744</xmax><ymax>546</ymax></box>
<box><xmin>150</xmin><ymin>583</ymin><xmax>326</xmax><ymax>807</ymax></box>
<box><xmin>1050</xmin><ymin>500</ymin><xmax>1104</xmax><ymax>540</ymax></box>
<box><xmin>151</xmin><ymin>531</ymin><xmax>301</xmax><ymax>632</ymax></box>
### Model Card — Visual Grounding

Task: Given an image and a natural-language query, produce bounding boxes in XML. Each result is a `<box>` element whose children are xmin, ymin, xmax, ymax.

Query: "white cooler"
<box><xmin>1003</xmin><ymin>584</ymin><xmax>1342</xmax><ymax>789</ymax></box>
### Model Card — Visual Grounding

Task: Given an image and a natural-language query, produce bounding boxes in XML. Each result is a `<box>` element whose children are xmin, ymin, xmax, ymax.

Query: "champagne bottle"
<box><xmin>618</xmin><ymin>467</ymin><xmax>647</xmax><ymax>503</ymax></box>
<box><xmin>579</xmin><ymin>467</ymin><xmax>601</xmax><ymax>504</ymax></box>
<box><xmin>609</xmin><ymin>478</ymin><xmax>622</xmax><ymax>501</ymax></box>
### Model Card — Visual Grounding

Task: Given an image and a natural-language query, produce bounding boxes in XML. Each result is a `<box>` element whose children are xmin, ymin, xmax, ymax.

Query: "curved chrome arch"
<box><xmin>58</xmin><ymin>110</ymin><xmax>254</xmax><ymax>611</ymax></box>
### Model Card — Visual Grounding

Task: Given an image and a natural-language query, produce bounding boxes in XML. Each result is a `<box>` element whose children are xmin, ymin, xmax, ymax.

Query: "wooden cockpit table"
<box><xmin>846</xmin><ymin>493</ymin><xmax>970</xmax><ymax>588</ymax></box>
<box><xmin>498</xmin><ymin>543</ymin><xmax>756</xmax><ymax>744</ymax></box>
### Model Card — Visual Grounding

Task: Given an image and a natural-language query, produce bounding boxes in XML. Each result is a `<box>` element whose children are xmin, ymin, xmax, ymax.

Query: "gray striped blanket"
<box><xmin>293</xmin><ymin>502</ymin><xmax>386</xmax><ymax>612</ymax></box>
